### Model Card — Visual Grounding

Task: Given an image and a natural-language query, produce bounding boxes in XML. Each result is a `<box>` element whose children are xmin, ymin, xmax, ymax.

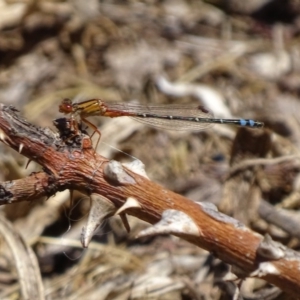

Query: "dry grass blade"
<box><xmin>0</xmin><ymin>214</ymin><xmax>44</xmax><ymax>299</ymax></box>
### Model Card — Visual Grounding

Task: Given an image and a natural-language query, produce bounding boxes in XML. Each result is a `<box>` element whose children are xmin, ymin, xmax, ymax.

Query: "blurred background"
<box><xmin>0</xmin><ymin>0</ymin><xmax>300</xmax><ymax>299</ymax></box>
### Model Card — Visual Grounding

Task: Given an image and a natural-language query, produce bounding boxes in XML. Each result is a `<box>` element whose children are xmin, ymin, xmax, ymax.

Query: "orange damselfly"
<box><xmin>59</xmin><ymin>98</ymin><xmax>264</xmax><ymax>148</ymax></box>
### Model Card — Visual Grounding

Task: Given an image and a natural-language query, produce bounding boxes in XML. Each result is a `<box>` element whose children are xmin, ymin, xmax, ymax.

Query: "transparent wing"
<box><xmin>130</xmin><ymin>116</ymin><xmax>214</xmax><ymax>131</ymax></box>
<box><xmin>105</xmin><ymin>103</ymin><xmax>215</xmax><ymax>131</ymax></box>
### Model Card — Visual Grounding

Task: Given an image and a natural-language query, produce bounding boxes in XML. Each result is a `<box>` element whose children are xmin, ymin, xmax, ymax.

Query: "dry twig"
<box><xmin>0</xmin><ymin>104</ymin><xmax>300</xmax><ymax>298</ymax></box>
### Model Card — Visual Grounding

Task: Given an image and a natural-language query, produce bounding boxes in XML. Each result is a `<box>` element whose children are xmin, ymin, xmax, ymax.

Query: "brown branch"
<box><xmin>0</xmin><ymin>104</ymin><xmax>300</xmax><ymax>297</ymax></box>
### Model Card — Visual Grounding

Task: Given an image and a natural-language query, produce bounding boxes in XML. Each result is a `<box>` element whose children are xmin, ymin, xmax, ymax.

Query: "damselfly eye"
<box><xmin>59</xmin><ymin>99</ymin><xmax>73</xmax><ymax>114</ymax></box>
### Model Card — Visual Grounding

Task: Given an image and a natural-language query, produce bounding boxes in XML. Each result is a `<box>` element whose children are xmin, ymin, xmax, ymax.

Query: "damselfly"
<box><xmin>59</xmin><ymin>98</ymin><xmax>264</xmax><ymax>148</ymax></box>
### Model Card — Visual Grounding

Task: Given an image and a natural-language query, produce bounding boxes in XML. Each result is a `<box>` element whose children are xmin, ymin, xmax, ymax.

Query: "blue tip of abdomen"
<box><xmin>240</xmin><ymin>119</ymin><xmax>255</xmax><ymax>127</ymax></box>
<box><xmin>239</xmin><ymin>119</ymin><xmax>247</xmax><ymax>126</ymax></box>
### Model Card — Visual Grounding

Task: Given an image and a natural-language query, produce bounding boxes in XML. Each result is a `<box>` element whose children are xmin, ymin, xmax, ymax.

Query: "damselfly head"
<box><xmin>59</xmin><ymin>98</ymin><xmax>74</xmax><ymax>114</ymax></box>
